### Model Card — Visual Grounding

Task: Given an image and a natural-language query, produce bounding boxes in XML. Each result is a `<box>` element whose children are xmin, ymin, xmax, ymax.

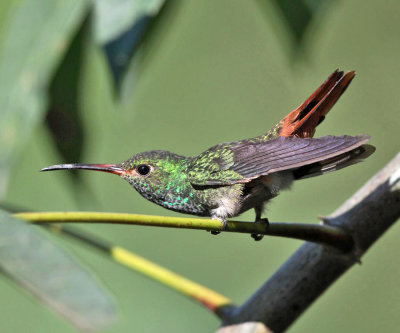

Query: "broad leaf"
<box><xmin>0</xmin><ymin>209</ymin><xmax>117</xmax><ymax>331</ymax></box>
<box><xmin>0</xmin><ymin>0</ymin><xmax>89</xmax><ymax>198</ymax></box>
<box><xmin>271</xmin><ymin>0</ymin><xmax>334</xmax><ymax>48</ymax></box>
<box><xmin>46</xmin><ymin>15</ymin><xmax>90</xmax><ymax>177</ymax></box>
<box><xmin>93</xmin><ymin>0</ymin><xmax>165</xmax><ymax>44</ymax></box>
<box><xmin>93</xmin><ymin>0</ymin><xmax>166</xmax><ymax>89</ymax></box>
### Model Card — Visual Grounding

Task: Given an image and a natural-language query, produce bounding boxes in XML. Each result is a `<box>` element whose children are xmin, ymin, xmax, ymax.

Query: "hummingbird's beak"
<box><xmin>40</xmin><ymin>163</ymin><xmax>124</xmax><ymax>175</ymax></box>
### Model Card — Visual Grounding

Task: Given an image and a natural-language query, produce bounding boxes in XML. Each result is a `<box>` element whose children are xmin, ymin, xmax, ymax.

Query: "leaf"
<box><xmin>0</xmin><ymin>209</ymin><xmax>117</xmax><ymax>331</ymax></box>
<box><xmin>45</xmin><ymin>14</ymin><xmax>102</xmax><ymax>204</ymax></box>
<box><xmin>0</xmin><ymin>0</ymin><xmax>89</xmax><ymax>198</ymax></box>
<box><xmin>271</xmin><ymin>0</ymin><xmax>334</xmax><ymax>48</ymax></box>
<box><xmin>103</xmin><ymin>14</ymin><xmax>153</xmax><ymax>89</ymax></box>
<box><xmin>46</xmin><ymin>14</ymin><xmax>89</xmax><ymax>177</ymax></box>
<box><xmin>93</xmin><ymin>0</ymin><xmax>166</xmax><ymax>89</ymax></box>
<box><xmin>93</xmin><ymin>0</ymin><xmax>165</xmax><ymax>44</ymax></box>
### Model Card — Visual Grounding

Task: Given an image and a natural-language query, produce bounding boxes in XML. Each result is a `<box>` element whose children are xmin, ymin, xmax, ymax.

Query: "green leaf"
<box><xmin>0</xmin><ymin>209</ymin><xmax>117</xmax><ymax>331</ymax></box>
<box><xmin>0</xmin><ymin>0</ymin><xmax>89</xmax><ymax>198</ymax></box>
<box><xmin>93</xmin><ymin>0</ymin><xmax>166</xmax><ymax>90</ymax></box>
<box><xmin>94</xmin><ymin>0</ymin><xmax>165</xmax><ymax>93</ymax></box>
<box><xmin>271</xmin><ymin>0</ymin><xmax>334</xmax><ymax>48</ymax></box>
<box><xmin>93</xmin><ymin>0</ymin><xmax>165</xmax><ymax>44</ymax></box>
<box><xmin>46</xmin><ymin>15</ymin><xmax>89</xmax><ymax>174</ymax></box>
<box><xmin>103</xmin><ymin>14</ymin><xmax>152</xmax><ymax>89</ymax></box>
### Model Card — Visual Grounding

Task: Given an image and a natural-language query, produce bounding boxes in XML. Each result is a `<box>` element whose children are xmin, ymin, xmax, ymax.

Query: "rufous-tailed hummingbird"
<box><xmin>42</xmin><ymin>70</ymin><xmax>375</xmax><ymax>240</ymax></box>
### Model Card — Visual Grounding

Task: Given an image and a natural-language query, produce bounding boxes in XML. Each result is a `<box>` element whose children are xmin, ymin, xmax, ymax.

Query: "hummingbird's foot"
<box><xmin>251</xmin><ymin>218</ymin><xmax>269</xmax><ymax>241</ymax></box>
<box><xmin>209</xmin><ymin>218</ymin><xmax>227</xmax><ymax>235</ymax></box>
<box><xmin>251</xmin><ymin>233</ymin><xmax>264</xmax><ymax>241</ymax></box>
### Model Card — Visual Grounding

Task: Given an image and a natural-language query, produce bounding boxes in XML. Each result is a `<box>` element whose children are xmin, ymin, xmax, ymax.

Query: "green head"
<box><xmin>117</xmin><ymin>150</ymin><xmax>189</xmax><ymax>204</ymax></box>
<box><xmin>41</xmin><ymin>150</ymin><xmax>204</xmax><ymax>214</ymax></box>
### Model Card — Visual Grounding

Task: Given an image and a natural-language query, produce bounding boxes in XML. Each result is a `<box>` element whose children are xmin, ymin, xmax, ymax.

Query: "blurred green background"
<box><xmin>1</xmin><ymin>0</ymin><xmax>400</xmax><ymax>332</ymax></box>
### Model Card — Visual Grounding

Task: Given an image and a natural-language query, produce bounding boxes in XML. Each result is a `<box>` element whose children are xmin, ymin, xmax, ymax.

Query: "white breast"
<box><xmin>210</xmin><ymin>197</ymin><xmax>240</xmax><ymax>220</ymax></box>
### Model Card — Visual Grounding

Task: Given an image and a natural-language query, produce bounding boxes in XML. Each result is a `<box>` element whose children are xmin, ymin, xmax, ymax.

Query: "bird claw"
<box><xmin>209</xmin><ymin>218</ymin><xmax>226</xmax><ymax>236</ymax></box>
<box><xmin>251</xmin><ymin>233</ymin><xmax>264</xmax><ymax>241</ymax></box>
<box><xmin>209</xmin><ymin>217</ymin><xmax>269</xmax><ymax>241</ymax></box>
<box><xmin>251</xmin><ymin>218</ymin><xmax>269</xmax><ymax>241</ymax></box>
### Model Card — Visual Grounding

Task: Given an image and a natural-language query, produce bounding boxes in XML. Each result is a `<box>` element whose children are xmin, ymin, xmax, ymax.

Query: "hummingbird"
<box><xmin>42</xmin><ymin>70</ymin><xmax>375</xmax><ymax>240</ymax></box>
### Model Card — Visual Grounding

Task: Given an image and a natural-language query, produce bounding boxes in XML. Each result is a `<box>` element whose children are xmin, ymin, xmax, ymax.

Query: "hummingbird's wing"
<box><xmin>188</xmin><ymin>135</ymin><xmax>374</xmax><ymax>186</ymax></box>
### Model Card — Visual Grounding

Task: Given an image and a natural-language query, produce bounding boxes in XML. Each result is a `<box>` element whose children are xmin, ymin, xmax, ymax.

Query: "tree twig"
<box><xmin>15</xmin><ymin>212</ymin><xmax>353</xmax><ymax>251</ymax></box>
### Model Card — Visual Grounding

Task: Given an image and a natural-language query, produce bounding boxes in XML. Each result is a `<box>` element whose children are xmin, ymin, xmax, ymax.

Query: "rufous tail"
<box><xmin>278</xmin><ymin>69</ymin><xmax>355</xmax><ymax>138</ymax></box>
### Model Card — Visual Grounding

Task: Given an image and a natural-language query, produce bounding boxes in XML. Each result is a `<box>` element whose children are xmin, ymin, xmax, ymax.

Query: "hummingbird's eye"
<box><xmin>137</xmin><ymin>164</ymin><xmax>151</xmax><ymax>176</ymax></box>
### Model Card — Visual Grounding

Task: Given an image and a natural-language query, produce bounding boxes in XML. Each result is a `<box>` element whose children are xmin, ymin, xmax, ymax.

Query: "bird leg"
<box><xmin>251</xmin><ymin>207</ymin><xmax>269</xmax><ymax>241</ymax></box>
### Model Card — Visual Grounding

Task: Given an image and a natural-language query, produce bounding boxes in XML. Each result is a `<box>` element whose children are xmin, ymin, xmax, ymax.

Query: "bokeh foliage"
<box><xmin>1</xmin><ymin>0</ymin><xmax>400</xmax><ymax>332</ymax></box>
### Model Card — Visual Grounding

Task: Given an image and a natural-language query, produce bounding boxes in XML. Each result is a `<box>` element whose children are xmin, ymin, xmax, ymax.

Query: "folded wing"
<box><xmin>188</xmin><ymin>135</ymin><xmax>374</xmax><ymax>186</ymax></box>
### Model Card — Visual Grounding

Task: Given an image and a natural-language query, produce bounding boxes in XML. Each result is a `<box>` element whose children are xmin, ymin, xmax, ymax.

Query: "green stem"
<box><xmin>15</xmin><ymin>211</ymin><xmax>354</xmax><ymax>251</ymax></box>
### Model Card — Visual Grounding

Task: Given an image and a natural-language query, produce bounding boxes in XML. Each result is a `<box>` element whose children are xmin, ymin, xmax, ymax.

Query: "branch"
<box><xmin>220</xmin><ymin>153</ymin><xmax>400</xmax><ymax>332</ymax></box>
<box><xmin>15</xmin><ymin>213</ymin><xmax>353</xmax><ymax>251</ymax></box>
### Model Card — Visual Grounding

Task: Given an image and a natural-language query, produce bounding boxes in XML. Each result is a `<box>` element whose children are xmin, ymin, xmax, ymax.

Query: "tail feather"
<box><xmin>278</xmin><ymin>70</ymin><xmax>355</xmax><ymax>138</ymax></box>
<box><xmin>293</xmin><ymin>144</ymin><xmax>375</xmax><ymax>180</ymax></box>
